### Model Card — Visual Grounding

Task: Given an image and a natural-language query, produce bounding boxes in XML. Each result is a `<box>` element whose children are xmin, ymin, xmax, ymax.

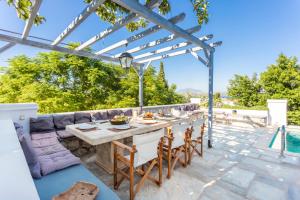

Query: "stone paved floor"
<box><xmin>82</xmin><ymin>122</ymin><xmax>300</xmax><ymax>200</ymax></box>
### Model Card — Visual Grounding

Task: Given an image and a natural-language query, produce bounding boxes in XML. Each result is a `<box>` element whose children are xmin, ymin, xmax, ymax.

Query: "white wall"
<box><xmin>190</xmin><ymin>98</ymin><xmax>201</xmax><ymax>104</ymax></box>
<box><xmin>0</xmin><ymin>120</ymin><xmax>40</xmax><ymax>200</ymax></box>
<box><xmin>267</xmin><ymin>99</ymin><xmax>287</xmax><ymax>127</ymax></box>
<box><xmin>201</xmin><ymin>108</ymin><xmax>268</xmax><ymax>118</ymax></box>
<box><xmin>0</xmin><ymin>103</ymin><xmax>38</xmax><ymax>134</ymax></box>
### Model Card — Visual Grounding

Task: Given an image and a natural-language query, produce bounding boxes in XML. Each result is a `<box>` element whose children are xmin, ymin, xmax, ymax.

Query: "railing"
<box><xmin>280</xmin><ymin>125</ymin><xmax>286</xmax><ymax>158</ymax></box>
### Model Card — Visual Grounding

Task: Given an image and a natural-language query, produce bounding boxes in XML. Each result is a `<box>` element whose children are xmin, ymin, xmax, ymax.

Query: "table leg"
<box><xmin>95</xmin><ymin>139</ymin><xmax>124</xmax><ymax>174</ymax></box>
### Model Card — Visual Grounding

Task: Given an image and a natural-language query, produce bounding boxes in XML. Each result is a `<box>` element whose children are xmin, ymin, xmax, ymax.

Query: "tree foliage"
<box><xmin>6</xmin><ymin>0</ymin><xmax>209</xmax><ymax>31</ymax></box>
<box><xmin>0</xmin><ymin>52</ymin><xmax>184</xmax><ymax>113</ymax></box>
<box><xmin>227</xmin><ymin>54</ymin><xmax>300</xmax><ymax>125</ymax></box>
<box><xmin>227</xmin><ymin>74</ymin><xmax>262</xmax><ymax>107</ymax></box>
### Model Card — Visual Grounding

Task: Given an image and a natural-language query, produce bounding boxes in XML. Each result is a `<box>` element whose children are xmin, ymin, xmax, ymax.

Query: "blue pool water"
<box><xmin>286</xmin><ymin>132</ymin><xmax>300</xmax><ymax>153</ymax></box>
<box><xmin>269</xmin><ymin>129</ymin><xmax>300</xmax><ymax>153</ymax></box>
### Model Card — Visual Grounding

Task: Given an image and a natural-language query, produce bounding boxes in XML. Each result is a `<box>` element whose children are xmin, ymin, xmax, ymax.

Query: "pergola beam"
<box><xmin>133</xmin><ymin>34</ymin><xmax>212</xmax><ymax>60</ymax></box>
<box><xmin>52</xmin><ymin>0</ymin><xmax>106</xmax><ymax>45</ymax></box>
<box><xmin>75</xmin><ymin>0</ymin><xmax>161</xmax><ymax>51</ymax></box>
<box><xmin>190</xmin><ymin>51</ymin><xmax>208</xmax><ymax>66</ymax></box>
<box><xmin>0</xmin><ymin>33</ymin><xmax>144</xmax><ymax>65</ymax></box>
<box><xmin>0</xmin><ymin>0</ymin><xmax>42</xmax><ymax>54</ymax></box>
<box><xmin>95</xmin><ymin>13</ymin><xmax>185</xmax><ymax>55</ymax></box>
<box><xmin>0</xmin><ymin>42</ymin><xmax>16</xmax><ymax>54</ymax></box>
<box><xmin>22</xmin><ymin>0</ymin><xmax>43</xmax><ymax>38</ymax></box>
<box><xmin>113</xmin><ymin>25</ymin><xmax>202</xmax><ymax>58</ymax></box>
<box><xmin>136</xmin><ymin>46</ymin><xmax>203</xmax><ymax>63</ymax></box>
<box><xmin>112</xmin><ymin>0</ymin><xmax>213</xmax><ymax>51</ymax></box>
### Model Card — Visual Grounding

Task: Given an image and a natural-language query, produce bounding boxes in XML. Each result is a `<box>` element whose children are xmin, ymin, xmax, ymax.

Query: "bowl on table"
<box><xmin>110</xmin><ymin>115</ymin><xmax>129</xmax><ymax>125</ymax></box>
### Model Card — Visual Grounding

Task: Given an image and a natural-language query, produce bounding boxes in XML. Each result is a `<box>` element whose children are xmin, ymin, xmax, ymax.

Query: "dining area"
<box><xmin>65</xmin><ymin>107</ymin><xmax>205</xmax><ymax>200</ymax></box>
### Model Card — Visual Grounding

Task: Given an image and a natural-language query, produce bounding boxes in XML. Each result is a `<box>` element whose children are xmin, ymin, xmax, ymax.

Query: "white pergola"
<box><xmin>0</xmin><ymin>0</ymin><xmax>221</xmax><ymax>147</ymax></box>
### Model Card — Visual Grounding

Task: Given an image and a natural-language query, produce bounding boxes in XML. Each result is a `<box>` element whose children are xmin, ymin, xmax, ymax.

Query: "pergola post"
<box><xmin>138</xmin><ymin>65</ymin><xmax>144</xmax><ymax>114</ymax></box>
<box><xmin>207</xmin><ymin>49</ymin><xmax>215</xmax><ymax>148</ymax></box>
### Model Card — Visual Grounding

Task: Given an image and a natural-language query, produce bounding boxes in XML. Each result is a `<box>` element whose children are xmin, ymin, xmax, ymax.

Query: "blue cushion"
<box><xmin>34</xmin><ymin>165</ymin><xmax>120</xmax><ymax>200</ymax></box>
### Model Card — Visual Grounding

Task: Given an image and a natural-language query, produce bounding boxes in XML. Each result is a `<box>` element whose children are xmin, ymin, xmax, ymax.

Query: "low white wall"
<box><xmin>267</xmin><ymin>99</ymin><xmax>287</xmax><ymax>127</ymax></box>
<box><xmin>0</xmin><ymin>120</ymin><xmax>40</xmax><ymax>200</ymax></box>
<box><xmin>0</xmin><ymin>103</ymin><xmax>38</xmax><ymax>134</ymax></box>
<box><xmin>190</xmin><ymin>98</ymin><xmax>201</xmax><ymax>104</ymax></box>
<box><xmin>200</xmin><ymin>108</ymin><xmax>268</xmax><ymax>118</ymax></box>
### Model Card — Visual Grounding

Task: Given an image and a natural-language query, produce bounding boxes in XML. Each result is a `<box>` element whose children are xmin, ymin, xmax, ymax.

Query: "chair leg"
<box><xmin>113</xmin><ymin>146</ymin><xmax>118</xmax><ymax>189</ymax></box>
<box><xmin>200</xmin><ymin>138</ymin><xmax>203</xmax><ymax>157</ymax></box>
<box><xmin>129</xmin><ymin>165</ymin><xmax>134</xmax><ymax>200</ymax></box>
<box><xmin>167</xmin><ymin>144</ymin><xmax>172</xmax><ymax>179</ymax></box>
<box><xmin>158</xmin><ymin>140</ymin><xmax>163</xmax><ymax>186</ymax></box>
<box><xmin>184</xmin><ymin>142</ymin><xmax>188</xmax><ymax>167</ymax></box>
<box><xmin>135</xmin><ymin>160</ymin><xmax>157</xmax><ymax>195</ymax></box>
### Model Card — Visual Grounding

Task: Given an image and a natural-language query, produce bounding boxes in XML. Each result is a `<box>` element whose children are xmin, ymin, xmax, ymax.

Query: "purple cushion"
<box><xmin>107</xmin><ymin>110</ymin><xmax>122</xmax><ymax>120</ymax></box>
<box><xmin>14</xmin><ymin>123</ymin><xmax>42</xmax><ymax>179</ymax></box>
<box><xmin>92</xmin><ymin>111</ymin><xmax>108</xmax><ymax>120</ymax></box>
<box><xmin>30</xmin><ymin>116</ymin><xmax>55</xmax><ymax>133</ymax></box>
<box><xmin>74</xmin><ymin>112</ymin><xmax>91</xmax><ymax>124</ymax></box>
<box><xmin>123</xmin><ymin>109</ymin><xmax>133</xmax><ymax>117</ymax></box>
<box><xmin>56</xmin><ymin>130</ymin><xmax>74</xmax><ymax>139</ymax></box>
<box><xmin>53</xmin><ymin>114</ymin><xmax>74</xmax><ymax>129</ymax></box>
<box><xmin>31</xmin><ymin>131</ymin><xmax>57</xmax><ymax>140</ymax></box>
<box><xmin>31</xmin><ymin>137</ymin><xmax>58</xmax><ymax>148</ymax></box>
<box><xmin>38</xmin><ymin>150</ymin><xmax>80</xmax><ymax>176</ymax></box>
<box><xmin>34</xmin><ymin>143</ymin><xmax>66</xmax><ymax>156</ymax></box>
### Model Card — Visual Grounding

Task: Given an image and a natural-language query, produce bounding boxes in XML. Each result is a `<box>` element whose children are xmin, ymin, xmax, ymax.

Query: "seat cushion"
<box><xmin>56</xmin><ymin>130</ymin><xmax>74</xmax><ymax>139</ymax></box>
<box><xmin>107</xmin><ymin>110</ymin><xmax>122</xmax><ymax>120</ymax></box>
<box><xmin>74</xmin><ymin>112</ymin><xmax>91</xmax><ymax>124</ymax></box>
<box><xmin>34</xmin><ymin>165</ymin><xmax>120</xmax><ymax>200</ymax></box>
<box><xmin>53</xmin><ymin>114</ymin><xmax>74</xmax><ymax>129</ymax></box>
<box><xmin>14</xmin><ymin>123</ymin><xmax>42</xmax><ymax>179</ymax></box>
<box><xmin>92</xmin><ymin>111</ymin><xmax>109</xmax><ymax>120</ymax></box>
<box><xmin>123</xmin><ymin>109</ymin><xmax>133</xmax><ymax>117</ymax></box>
<box><xmin>38</xmin><ymin>150</ymin><xmax>80</xmax><ymax>176</ymax></box>
<box><xmin>30</xmin><ymin>116</ymin><xmax>55</xmax><ymax>133</ymax></box>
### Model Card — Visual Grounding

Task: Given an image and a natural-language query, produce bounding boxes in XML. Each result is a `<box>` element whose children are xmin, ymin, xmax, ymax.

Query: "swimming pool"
<box><xmin>269</xmin><ymin>128</ymin><xmax>300</xmax><ymax>153</ymax></box>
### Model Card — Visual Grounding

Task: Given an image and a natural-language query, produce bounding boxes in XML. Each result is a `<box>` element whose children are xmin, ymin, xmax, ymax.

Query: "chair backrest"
<box><xmin>192</xmin><ymin>119</ymin><xmax>205</xmax><ymax>138</ymax></box>
<box><xmin>171</xmin><ymin>123</ymin><xmax>190</xmax><ymax>148</ymax></box>
<box><xmin>133</xmin><ymin>129</ymin><xmax>164</xmax><ymax>165</ymax></box>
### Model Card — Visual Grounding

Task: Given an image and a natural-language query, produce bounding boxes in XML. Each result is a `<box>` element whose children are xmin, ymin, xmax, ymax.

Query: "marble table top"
<box><xmin>66</xmin><ymin>117</ymin><xmax>191</xmax><ymax>146</ymax></box>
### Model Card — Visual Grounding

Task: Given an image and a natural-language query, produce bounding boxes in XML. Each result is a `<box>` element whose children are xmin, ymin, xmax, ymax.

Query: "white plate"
<box><xmin>138</xmin><ymin>119</ymin><xmax>158</xmax><ymax>124</ymax></box>
<box><xmin>78</xmin><ymin>123</ymin><xmax>96</xmax><ymax>130</ymax></box>
<box><xmin>111</xmin><ymin>124</ymin><xmax>131</xmax><ymax>130</ymax></box>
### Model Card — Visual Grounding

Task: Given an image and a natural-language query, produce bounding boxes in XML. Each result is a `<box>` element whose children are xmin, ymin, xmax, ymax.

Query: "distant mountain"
<box><xmin>177</xmin><ymin>88</ymin><xmax>227</xmax><ymax>97</ymax></box>
<box><xmin>177</xmin><ymin>88</ymin><xmax>205</xmax><ymax>96</ymax></box>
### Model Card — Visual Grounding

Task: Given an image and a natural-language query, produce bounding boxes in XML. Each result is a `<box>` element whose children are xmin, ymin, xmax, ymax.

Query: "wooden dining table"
<box><xmin>66</xmin><ymin>116</ymin><xmax>193</xmax><ymax>174</ymax></box>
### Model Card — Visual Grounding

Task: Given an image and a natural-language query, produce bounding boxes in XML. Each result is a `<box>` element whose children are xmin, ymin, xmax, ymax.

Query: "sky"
<box><xmin>0</xmin><ymin>0</ymin><xmax>300</xmax><ymax>93</ymax></box>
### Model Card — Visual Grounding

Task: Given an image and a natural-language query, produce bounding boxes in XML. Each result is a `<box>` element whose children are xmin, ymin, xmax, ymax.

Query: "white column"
<box><xmin>267</xmin><ymin>99</ymin><xmax>288</xmax><ymax>127</ymax></box>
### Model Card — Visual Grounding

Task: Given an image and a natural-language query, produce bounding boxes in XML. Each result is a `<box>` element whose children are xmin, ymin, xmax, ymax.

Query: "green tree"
<box><xmin>157</xmin><ymin>62</ymin><xmax>168</xmax><ymax>88</ymax></box>
<box><xmin>260</xmin><ymin>54</ymin><xmax>300</xmax><ymax>124</ymax></box>
<box><xmin>227</xmin><ymin>74</ymin><xmax>261</xmax><ymax>107</ymax></box>
<box><xmin>0</xmin><ymin>52</ymin><xmax>184</xmax><ymax>113</ymax></box>
<box><xmin>6</xmin><ymin>0</ymin><xmax>209</xmax><ymax>31</ymax></box>
<box><xmin>213</xmin><ymin>92</ymin><xmax>222</xmax><ymax>106</ymax></box>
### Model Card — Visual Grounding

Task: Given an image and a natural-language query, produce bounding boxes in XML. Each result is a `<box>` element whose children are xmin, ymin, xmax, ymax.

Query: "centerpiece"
<box><xmin>143</xmin><ymin>112</ymin><xmax>154</xmax><ymax>120</ymax></box>
<box><xmin>110</xmin><ymin>115</ymin><xmax>129</xmax><ymax>125</ymax></box>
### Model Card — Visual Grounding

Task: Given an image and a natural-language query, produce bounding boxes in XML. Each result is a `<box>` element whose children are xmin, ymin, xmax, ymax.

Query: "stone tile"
<box><xmin>221</xmin><ymin>167</ymin><xmax>255</xmax><ymax>189</ymax></box>
<box><xmin>288</xmin><ymin>185</ymin><xmax>300</xmax><ymax>200</ymax></box>
<box><xmin>203</xmin><ymin>184</ymin><xmax>245</xmax><ymax>200</ymax></box>
<box><xmin>247</xmin><ymin>181</ymin><xmax>286</xmax><ymax>200</ymax></box>
<box><xmin>135</xmin><ymin>169</ymin><xmax>205</xmax><ymax>200</ymax></box>
<box><xmin>216</xmin><ymin>159</ymin><xmax>237</xmax><ymax>171</ymax></box>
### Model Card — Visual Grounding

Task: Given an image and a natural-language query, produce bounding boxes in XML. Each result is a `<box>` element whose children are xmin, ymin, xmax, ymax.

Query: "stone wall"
<box><xmin>60</xmin><ymin>137</ymin><xmax>96</xmax><ymax>157</ymax></box>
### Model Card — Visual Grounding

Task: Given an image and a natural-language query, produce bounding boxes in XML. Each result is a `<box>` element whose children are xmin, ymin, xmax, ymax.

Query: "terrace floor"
<box><xmin>82</xmin><ymin>122</ymin><xmax>300</xmax><ymax>200</ymax></box>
